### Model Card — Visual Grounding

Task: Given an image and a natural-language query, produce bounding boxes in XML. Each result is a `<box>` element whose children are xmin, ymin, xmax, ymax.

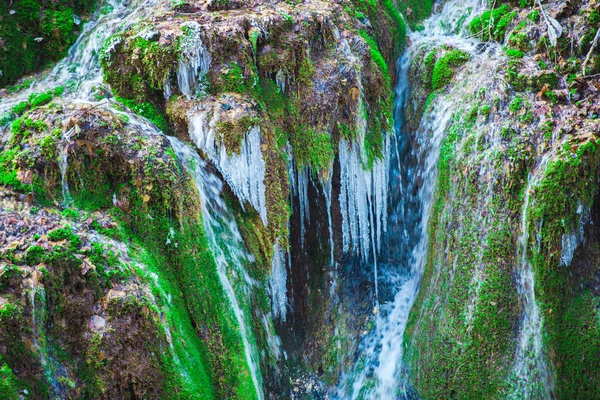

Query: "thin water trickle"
<box><xmin>509</xmin><ymin>153</ymin><xmax>555</xmax><ymax>399</ymax></box>
<box><xmin>59</xmin><ymin>128</ymin><xmax>75</xmax><ymax>206</ymax></box>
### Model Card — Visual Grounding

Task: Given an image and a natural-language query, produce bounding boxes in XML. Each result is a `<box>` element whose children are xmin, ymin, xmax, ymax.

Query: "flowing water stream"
<box><xmin>334</xmin><ymin>1</ymin><xmax>493</xmax><ymax>398</ymax></box>
<box><xmin>168</xmin><ymin>137</ymin><xmax>264</xmax><ymax>399</ymax></box>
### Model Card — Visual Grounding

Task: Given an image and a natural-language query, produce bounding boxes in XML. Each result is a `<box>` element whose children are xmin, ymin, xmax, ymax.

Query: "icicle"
<box><xmin>337</xmin><ymin>140</ymin><xmax>390</xmax><ymax>262</ymax></box>
<box><xmin>177</xmin><ymin>21</ymin><xmax>211</xmax><ymax>99</ymax></box>
<box><xmin>321</xmin><ymin>174</ymin><xmax>335</xmax><ymax>266</ymax></box>
<box><xmin>297</xmin><ymin>166</ymin><xmax>310</xmax><ymax>248</ymax></box>
<box><xmin>269</xmin><ymin>241</ymin><xmax>288</xmax><ymax>321</ymax></box>
<box><xmin>189</xmin><ymin>112</ymin><xmax>268</xmax><ymax>225</ymax></box>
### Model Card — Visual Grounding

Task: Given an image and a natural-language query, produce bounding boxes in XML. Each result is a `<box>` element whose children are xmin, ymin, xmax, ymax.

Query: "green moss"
<box><xmin>509</xmin><ymin>96</ymin><xmax>523</xmax><ymax>113</ymax></box>
<box><xmin>406</xmin><ymin>115</ymin><xmax>521</xmax><ymax>399</ymax></box>
<box><xmin>526</xmin><ymin>140</ymin><xmax>600</xmax><ymax>397</ymax></box>
<box><xmin>431</xmin><ymin>49</ymin><xmax>470</xmax><ymax>90</ymax></box>
<box><xmin>0</xmin><ymin>358</ymin><xmax>20</xmax><ymax>400</ymax></box>
<box><xmin>298</xmin><ymin>57</ymin><xmax>315</xmax><ymax>87</ymax></box>
<box><xmin>291</xmin><ymin>126</ymin><xmax>334</xmax><ymax>171</ymax></box>
<box><xmin>469</xmin><ymin>5</ymin><xmax>515</xmax><ymax>42</ymax></box>
<box><xmin>506</xmin><ymin>48</ymin><xmax>525</xmax><ymax>59</ymax></box>
<box><xmin>220</xmin><ymin>63</ymin><xmax>247</xmax><ymax>93</ymax></box>
<box><xmin>115</xmin><ymin>96</ymin><xmax>169</xmax><ymax>132</ymax></box>
<box><xmin>24</xmin><ymin>245</ymin><xmax>45</xmax><ymax>265</ymax></box>
<box><xmin>0</xmin><ymin>1</ymin><xmax>95</xmax><ymax>86</ymax></box>
<box><xmin>215</xmin><ymin>115</ymin><xmax>258</xmax><ymax>155</ymax></box>
<box><xmin>359</xmin><ymin>30</ymin><xmax>390</xmax><ymax>85</ymax></box>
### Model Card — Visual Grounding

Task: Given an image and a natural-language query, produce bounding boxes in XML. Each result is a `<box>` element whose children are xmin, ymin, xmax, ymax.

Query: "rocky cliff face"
<box><xmin>1</xmin><ymin>0</ymin><xmax>599</xmax><ymax>398</ymax></box>
<box><xmin>404</xmin><ymin>0</ymin><xmax>600</xmax><ymax>398</ymax></box>
<box><xmin>0</xmin><ymin>0</ymin><xmax>417</xmax><ymax>398</ymax></box>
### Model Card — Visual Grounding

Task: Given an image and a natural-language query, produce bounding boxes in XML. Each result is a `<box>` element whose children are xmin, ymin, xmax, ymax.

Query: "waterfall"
<box><xmin>168</xmin><ymin>137</ymin><xmax>264</xmax><ymax>400</ymax></box>
<box><xmin>335</xmin><ymin>1</ymin><xmax>487</xmax><ymax>398</ymax></box>
<box><xmin>509</xmin><ymin>153</ymin><xmax>555</xmax><ymax>399</ymax></box>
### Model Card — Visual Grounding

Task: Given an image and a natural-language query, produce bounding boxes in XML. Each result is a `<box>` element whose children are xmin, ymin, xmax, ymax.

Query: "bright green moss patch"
<box><xmin>527</xmin><ymin>140</ymin><xmax>600</xmax><ymax>397</ymax></box>
<box><xmin>359</xmin><ymin>30</ymin><xmax>390</xmax><ymax>85</ymax></box>
<box><xmin>220</xmin><ymin>63</ymin><xmax>248</xmax><ymax>93</ymax></box>
<box><xmin>431</xmin><ymin>49</ymin><xmax>470</xmax><ymax>90</ymax></box>
<box><xmin>291</xmin><ymin>126</ymin><xmax>334</xmax><ymax>171</ymax></box>
<box><xmin>406</xmin><ymin>115</ymin><xmax>520</xmax><ymax>399</ymax></box>
<box><xmin>0</xmin><ymin>1</ymin><xmax>96</xmax><ymax>86</ymax></box>
<box><xmin>0</xmin><ymin>356</ymin><xmax>21</xmax><ymax>399</ymax></box>
<box><xmin>469</xmin><ymin>5</ymin><xmax>516</xmax><ymax>42</ymax></box>
<box><xmin>115</xmin><ymin>97</ymin><xmax>169</xmax><ymax>132</ymax></box>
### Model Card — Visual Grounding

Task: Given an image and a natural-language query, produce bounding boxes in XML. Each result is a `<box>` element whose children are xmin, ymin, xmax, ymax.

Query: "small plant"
<box><xmin>509</xmin><ymin>96</ymin><xmax>523</xmax><ymax>113</ymax></box>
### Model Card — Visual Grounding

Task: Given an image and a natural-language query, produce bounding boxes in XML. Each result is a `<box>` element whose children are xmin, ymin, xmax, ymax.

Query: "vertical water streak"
<box><xmin>510</xmin><ymin>154</ymin><xmax>554</xmax><ymax>399</ymax></box>
<box><xmin>168</xmin><ymin>137</ymin><xmax>264</xmax><ymax>400</ymax></box>
<box><xmin>270</xmin><ymin>241</ymin><xmax>288</xmax><ymax>322</ymax></box>
<box><xmin>59</xmin><ymin>128</ymin><xmax>75</xmax><ymax>207</ymax></box>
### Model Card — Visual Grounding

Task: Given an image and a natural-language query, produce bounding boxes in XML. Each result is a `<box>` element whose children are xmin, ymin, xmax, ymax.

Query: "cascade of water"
<box><xmin>168</xmin><ymin>137</ymin><xmax>264</xmax><ymax>400</ymax></box>
<box><xmin>509</xmin><ymin>154</ymin><xmax>555</xmax><ymax>399</ymax></box>
<box><xmin>189</xmin><ymin>111</ymin><xmax>268</xmax><ymax>226</ymax></box>
<box><xmin>0</xmin><ymin>0</ymin><xmax>163</xmax><ymax>115</ymax></box>
<box><xmin>335</xmin><ymin>1</ymin><xmax>488</xmax><ymax>397</ymax></box>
